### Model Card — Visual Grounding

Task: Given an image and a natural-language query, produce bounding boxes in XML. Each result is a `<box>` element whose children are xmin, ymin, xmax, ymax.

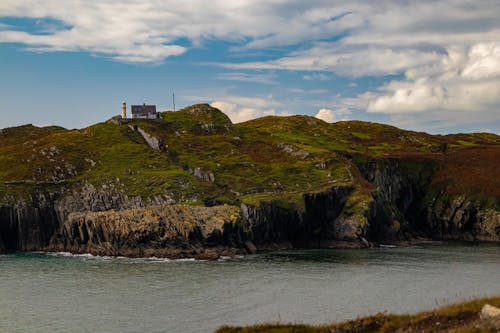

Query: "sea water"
<box><xmin>1</xmin><ymin>242</ymin><xmax>499</xmax><ymax>333</ymax></box>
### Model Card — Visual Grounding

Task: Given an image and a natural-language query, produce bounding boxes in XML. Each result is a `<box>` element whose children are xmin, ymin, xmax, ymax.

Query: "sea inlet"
<box><xmin>1</xmin><ymin>242</ymin><xmax>499</xmax><ymax>333</ymax></box>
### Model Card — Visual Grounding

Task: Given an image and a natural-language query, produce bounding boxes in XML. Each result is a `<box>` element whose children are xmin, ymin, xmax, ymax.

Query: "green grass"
<box><xmin>1</xmin><ymin>104</ymin><xmax>499</xmax><ymax>209</ymax></box>
<box><xmin>215</xmin><ymin>296</ymin><xmax>500</xmax><ymax>333</ymax></box>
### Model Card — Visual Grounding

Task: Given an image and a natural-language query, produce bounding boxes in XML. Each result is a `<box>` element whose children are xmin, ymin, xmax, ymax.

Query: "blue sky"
<box><xmin>1</xmin><ymin>1</ymin><xmax>499</xmax><ymax>134</ymax></box>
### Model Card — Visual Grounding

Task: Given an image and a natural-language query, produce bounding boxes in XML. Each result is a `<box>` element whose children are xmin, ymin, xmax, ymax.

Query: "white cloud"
<box><xmin>221</xmin><ymin>45</ymin><xmax>443</xmax><ymax>77</ymax></box>
<box><xmin>303</xmin><ymin>73</ymin><xmax>331</xmax><ymax>81</ymax></box>
<box><xmin>355</xmin><ymin>42</ymin><xmax>500</xmax><ymax>131</ymax></box>
<box><xmin>0</xmin><ymin>1</ymin><xmax>368</xmax><ymax>64</ymax></box>
<box><xmin>211</xmin><ymin>101</ymin><xmax>257</xmax><ymax>123</ymax></box>
<box><xmin>367</xmin><ymin>42</ymin><xmax>500</xmax><ymax>114</ymax></box>
<box><xmin>314</xmin><ymin>107</ymin><xmax>351</xmax><ymax>123</ymax></box>
<box><xmin>289</xmin><ymin>88</ymin><xmax>328</xmax><ymax>94</ymax></box>
<box><xmin>315</xmin><ymin>109</ymin><xmax>335</xmax><ymax>123</ymax></box>
<box><xmin>210</xmin><ymin>94</ymin><xmax>285</xmax><ymax>123</ymax></box>
<box><xmin>1</xmin><ymin>1</ymin><xmax>499</xmax><ymax>73</ymax></box>
<box><xmin>461</xmin><ymin>43</ymin><xmax>500</xmax><ymax>79</ymax></box>
<box><xmin>215</xmin><ymin>72</ymin><xmax>277</xmax><ymax>85</ymax></box>
<box><xmin>1</xmin><ymin>0</ymin><xmax>499</xmax><ymax>132</ymax></box>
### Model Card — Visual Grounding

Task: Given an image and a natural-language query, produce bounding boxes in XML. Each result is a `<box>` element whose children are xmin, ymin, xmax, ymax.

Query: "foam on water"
<box><xmin>37</xmin><ymin>251</ymin><xmax>208</xmax><ymax>263</ymax></box>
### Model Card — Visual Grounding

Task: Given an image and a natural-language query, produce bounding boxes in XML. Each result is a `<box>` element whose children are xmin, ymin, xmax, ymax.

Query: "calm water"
<box><xmin>1</xmin><ymin>243</ymin><xmax>499</xmax><ymax>333</ymax></box>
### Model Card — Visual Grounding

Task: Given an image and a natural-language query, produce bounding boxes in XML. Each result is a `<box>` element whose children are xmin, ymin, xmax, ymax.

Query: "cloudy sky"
<box><xmin>1</xmin><ymin>0</ymin><xmax>499</xmax><ymax>133</ymax></box>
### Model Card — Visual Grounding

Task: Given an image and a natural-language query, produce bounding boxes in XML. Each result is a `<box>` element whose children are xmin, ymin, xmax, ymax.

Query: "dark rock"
<box><xmin>0</xmin><ymin>234</ymin><xmax>5</xmax><ymax>253</ymax></box>
<box><xmin>244</xmin><ymin>240</ymin><xmax>257</xmax><ymax>254</ymax></box>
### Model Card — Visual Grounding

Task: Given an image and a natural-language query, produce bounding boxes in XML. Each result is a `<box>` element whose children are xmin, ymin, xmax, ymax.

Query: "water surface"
<box><xmin>1</xmin><ymin>243</ymin><xmax>499</xmax><ymax>333</ymax></box>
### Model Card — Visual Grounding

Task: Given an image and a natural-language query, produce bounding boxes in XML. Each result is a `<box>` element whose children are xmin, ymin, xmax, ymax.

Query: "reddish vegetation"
<box><xmin>239</xmin><ymin>142</ymin><xmax>287</xmax><ymax>163</ymax></box>
<box><xmin>433</xmin><ymin>146</ymin><xmax>500</xmax><ymax>197</ymax></box>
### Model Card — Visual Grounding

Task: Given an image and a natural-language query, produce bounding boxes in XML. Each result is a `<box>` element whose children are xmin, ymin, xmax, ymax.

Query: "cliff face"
<box><xmin>0</xmin><ymin>182</ymin><xmax>175</xmax><ymax>253</ymax></box>
<box><xmin>237</xmin><ymin>186</ymin><xmax>370</xmax><ymax>250</ymax></box>
<box><xmin>356</xmin><ymin>157</ymin><xmax>500</xmax><ymax>242</ymax></box>
<box><xmin>1</xmin><ymin>106</ymin><xmax>498</xmax><ymax>256</ymax></box>
<box><xmin>47</xmin><ymin>204</ymin><xmax>241</xmax><ymax>259</ymax></box>
<box><xmin>1</xmin><ymin>158</ymin><xmax>498</xmax><ymax>257</ymax></box>
<box><xmin>235</xmin><ymin>156</ymin><xmax>499</xmax><ymax>249</ymax></box>
<box><xmin>0</xmin><ymin>192</ymin><xmax>60</xmax><ymax>252</ymax></box>
<box><xmin>425</xmin><ymin>194</ymin><xmax>500</xmax><ymax>241</ymax></box>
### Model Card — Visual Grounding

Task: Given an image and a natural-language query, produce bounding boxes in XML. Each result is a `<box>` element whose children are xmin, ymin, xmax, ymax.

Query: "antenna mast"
<box><xmin>172</xmin><ymin>92</ymin><xmax>176</xmax><ymax>111</ymax></box>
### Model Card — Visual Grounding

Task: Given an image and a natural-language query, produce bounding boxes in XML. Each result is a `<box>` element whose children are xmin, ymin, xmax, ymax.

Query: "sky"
<box><xmin>1</xmin><ymin>0</ymin><xmax>499</xmax><ymax>134</ymax></box>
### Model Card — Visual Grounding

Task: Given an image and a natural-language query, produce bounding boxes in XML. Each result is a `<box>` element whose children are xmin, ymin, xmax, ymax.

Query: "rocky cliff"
<box><xmin>0</xmin><ymin>104</ymin><xmax>498</xmax><ymax>257</ymax></box>
<box><xmin>0</xmin><ymin>192</ymin><xmax>60</xmax><ymax>252</ymax></box>
<box><xmin>47</xmin><ymin>204</ymin><xmax>241</xmax><ymax>259</ymax></box>
<box><xmin>356</xmin><ymin>156</ymin><xmax>499</xmax><ymax>242</ymax></box>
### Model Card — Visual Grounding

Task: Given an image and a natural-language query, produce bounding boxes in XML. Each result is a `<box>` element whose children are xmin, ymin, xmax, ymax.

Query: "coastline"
<box><xmin>216</xmin><ymin>296</ymin><xmax>500</xmax><ymax>333</ymax></box>
<box><xmin>33</xmin><ymin>238</ymin><xmax>498</xmax><ymax>261</ymax></box>
<box><xmin>42</xmin><ymin>244</ymin><xmax>245</xmax><ymax>260</ymax></box>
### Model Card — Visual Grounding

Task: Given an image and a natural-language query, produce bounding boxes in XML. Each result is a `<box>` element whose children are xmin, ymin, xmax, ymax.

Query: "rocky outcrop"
<box><xmin>136</xmin><ymin>127</ymin><xmax>167</xmax><ymax>151</ymax></box>
<box><xmin>0</xmin><ymin>182</ymin><xmax>176</xmax><ymax>252</ymax></box>
<box><xmin>239</xmin><ymin>201</ymin><xmax>301</xmax><ymax>249</ymax></box>
<box><xmin>426</xmin><ymin>194</ymin><xmax>500</xmax><ymax>241</ymax></box>
<box><xmin>303</xmin><ymin>187</ymin><xmax>361</xmax><ymax>242</ymax></box>
<box><xmin>356</xmin><ymin>157</ymin><xmax>500</xmax><ymax>242</ymax></box>
<box><xmin>237</xmin><ymin>186</ymin><xmax>369</xmax><ymax>250</ymax></box>
<box><xmin>190</xmin><ymin>167</ymin><xmax>215</xmax><ymax>183</ymax></box>
<box><xmin>55</xmin><ymin>182</ymin><xmax>175</xmax><ymax>221</ymax></box>
<box><xmin>0</xmin><ymin>192</ymin><xmax>60</xmax><ymax>251</ymax></box>
<box><xmin>0</xmin><ymin>157</ymin><xmax>498</xmax><ymax>258</ymax></box>
<box><xmin>183</xmin><ymin>104</ymin><xmax>235</xmax><ymax>134</ymax></box>
<box><xmin>47</xmin><ymin>204</ymin><xmax>241</xmax><ymax>259</ymax></box>
<box><xmin>277</xmin><ymin>143</ymin><xmax>311</xmax><ymax>160</ymax></box>
<box><xmin>481</xmin><ymin>304</ymin><xmax>500</xmax><ymax>319</ymax></box>
<box><xmin>0</xmin><ymin>232</ymin><xmax>5</xmax><ymax>253</ymax></box>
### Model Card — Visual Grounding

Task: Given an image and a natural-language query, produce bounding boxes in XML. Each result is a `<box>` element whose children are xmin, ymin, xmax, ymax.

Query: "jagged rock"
<box><xmin>428</xmin><ymin>196</ymin><xmax>500</xmax><ymax>241</ymax></box>
<box><xmin>240</xmin><ymin>202</ymin><xmax>301</xmax><ymax>247</ymax></box>
<box><xmin>48</xmin><ymin>204</ymin><xmax>240</xmax><ymax>258</ymax></box>
<box><xmin>237</xmin><ymin>187</ymin><xmax>369</xmax><ymax>248</ymax></box>
<box><xmin>136</xmin><ymin>127</ymin><xmax>167</xmax><ymax>151</ymax></box>
<box><xmin>0</xmin><ymin>192</ymin><xmax>60</xmax><ymax>251</ymax></box>
<box><xmin>0</xmin><ymin>182</ymin><xmax>176</xmax><ymax>252</ymax></box>
<box><xmin>191</xmin><ymin>167</ymin><xmax>215</xmax><ymax>182</ymax></box>
<box><xmin>356</xmin><ymin>157</ymin><xmax>500</xmax><ymax>242</ymax></box>
<box><xmin>244</xmin><ymin>240</ymin><xmax>257</xmax><ymax>254</ymax></box>
<box><xmin>0</xmin><ymin>156</ymin><xmax>498</xmax><ymax>258</ymax></box>
<box><xmin>0</xmin><ymin>234</ymin><xmax>5</xmax><ymax>253</ymax></box>
<box><xmin>277</xmin><ymin>143</ymin><xmax>311</xmax><ymax>160</ymax></box>
<box><xmin>481</xmin><ymin>304</ymin><xmax>500</xmax><ymax>319</ymax></box>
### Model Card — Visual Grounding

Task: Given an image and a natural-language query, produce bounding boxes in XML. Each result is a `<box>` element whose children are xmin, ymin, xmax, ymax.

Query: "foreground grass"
<box><xmin>215</xmin><ymin>296</ymin><xmax>500</xmax><ymax>333</ymax></box>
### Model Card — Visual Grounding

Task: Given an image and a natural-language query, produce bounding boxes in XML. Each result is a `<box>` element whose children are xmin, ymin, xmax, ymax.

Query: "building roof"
<box><xmin>131</xmin><ymin>104</ymin><xmax>157</xmax><ymax>115</ymax></box>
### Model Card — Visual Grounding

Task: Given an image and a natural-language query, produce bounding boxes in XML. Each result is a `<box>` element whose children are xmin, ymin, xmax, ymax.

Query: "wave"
<box><xmin>37</xmin><ymin>251</ymin><xmax>208</xmax><ymax>263</ymax></box>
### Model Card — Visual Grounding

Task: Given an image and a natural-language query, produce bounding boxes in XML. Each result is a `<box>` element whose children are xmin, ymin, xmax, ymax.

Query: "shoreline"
<box><xmin>215</xmin><ymin>296</ymin><xmax>500</xmax><ymax>333</ymax></box>
<box><xmin>2</xmin><ymin>238</ymin><xmax>494</xmax><ymax>261</ymax></box>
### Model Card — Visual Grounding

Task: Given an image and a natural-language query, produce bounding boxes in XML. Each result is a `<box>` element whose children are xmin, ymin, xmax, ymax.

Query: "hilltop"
<box><xmin>0</xmin><ymin>104</ymin><xmax>499</xmax><ymax>257</ymax></box>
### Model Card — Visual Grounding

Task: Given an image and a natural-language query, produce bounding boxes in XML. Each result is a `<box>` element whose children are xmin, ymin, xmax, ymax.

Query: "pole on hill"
<box><xmin>172</xmin><ymin>92</ymin><xmax>176</xmax><ymax>111</ymax></box>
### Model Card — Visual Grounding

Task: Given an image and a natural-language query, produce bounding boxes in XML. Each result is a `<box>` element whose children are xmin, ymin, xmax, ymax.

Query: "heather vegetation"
<box><xmin>1</xmin><ymin>104</ymin><xmax>499</xmax><ymax>210</ymax></box>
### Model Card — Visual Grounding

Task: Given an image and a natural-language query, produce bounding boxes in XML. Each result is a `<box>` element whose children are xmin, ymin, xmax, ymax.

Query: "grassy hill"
<box><xmin>1</xmin><ymin>103</ymin><xmax>499</xmax><ymax>208</ymax></box>
<box><xmin>1</xmin><ymin>103</ymin><xmax>499</xmax><ymax>255</ymax></box>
